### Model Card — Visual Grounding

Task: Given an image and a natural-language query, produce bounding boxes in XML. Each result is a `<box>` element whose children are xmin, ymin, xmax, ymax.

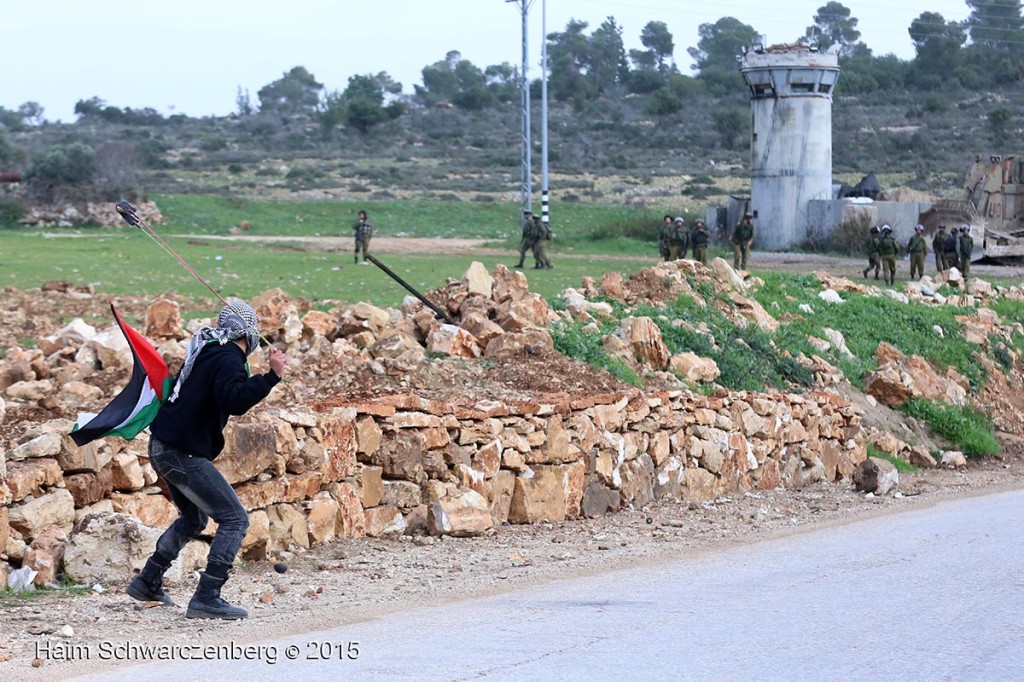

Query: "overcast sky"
<box><xmin>2</xmin><ymin>0</ymin><xmax>971</xmax><ymax>122</ymax></box>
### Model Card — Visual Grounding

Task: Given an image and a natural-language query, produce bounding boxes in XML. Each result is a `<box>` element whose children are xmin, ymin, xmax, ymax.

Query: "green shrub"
<box><xmin>0</xmin><ymin>199</ymin><xmax>25</xmax><ymax>226</ymax></box>
<box><xmin>551</xmin><ymin>323</ymin><xmax>641</xmax><ymax>387</ymax></box>
<box><xmin>866</xmin><ymin>445</ymin><xmax>919</xmax><ymax>473</ymax></box>
<box><xmin>902</xmin><ymin>399</ymin><xmax>999</xmax><ymax>458</ymax></box>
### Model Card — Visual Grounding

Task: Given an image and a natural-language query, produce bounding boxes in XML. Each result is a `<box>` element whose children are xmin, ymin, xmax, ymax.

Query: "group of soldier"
<box><xmin>515</xmin><ymin>210</ymin><xmax>554</xmax><ymax>269</ymax></box>
<box><xmin>863</xmin><ymin>222</ymin><xmax>974</xmax><ymax>286</ymax></box>
<box><xmin>657</xmin><ymin>215</ymin><xmax>712</xmax><ymax>265</ymax></box>
<box><xmin>657</xmin><ymin>211</ymin><xmax>755</xmax><ymax>270</ymax></box>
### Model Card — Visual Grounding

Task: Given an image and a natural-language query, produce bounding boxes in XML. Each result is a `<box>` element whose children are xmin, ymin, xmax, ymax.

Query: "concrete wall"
<box><xmin>808</xmin><ymin>199</ymin><xmax>934</xmax><ymax>243</ymax></box>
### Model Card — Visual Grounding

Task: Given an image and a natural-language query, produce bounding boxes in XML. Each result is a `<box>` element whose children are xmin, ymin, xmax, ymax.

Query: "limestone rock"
<box><xmin>240</xmin><ymin>510</ymin><xmax>271</xmax><ymax>560</ymax></box>
<box><xmin>355</xmin><ymin>465</ymin><xmax>385</xmax><ymax>508</ymax></box>
<box><xmin>214</xmin><ymin>422</ymin><xmax>277</xmax><ymax>485</ymax></box>
<box><xmin>320</xmin><ymin>407</ymin><xmax>358</xmax><ymax>481</ymax></box>
<box><xmin>364</xmin><ymin>505</ymin><xmax>407</xmax><ymax>537</ymax></box>
<box><xmin>427</xmin><ymin>324</ymin><xmax>482</xmax><ymax>358</ymax></box>
<box><xmin>8</xmin><ymin>489</ymin><xmax>76</xmax><ymax>540</ymax></box>
<box><xmin>24</xmin><ymin>526</ymin><xmax>68</xmax><ymax>586</ymax></box>
<box><xmin>908</xmin><ymin>446</ymin><xmax>937</xmax><ymax>469</ymax></box>
<box><xmin>305</xmin><ymin>492</ymin><xmax>341</xmax><ymax>545</ymax></box>
<box><xmin>382</xmin><ymin>480</ymin><xmax>422</xmax><ymax>509</ymax></box>
<box><xmin>111</xmin><ymin>452</ymin><xmax>146</xmax><ymax>491</ymax></box>
<box><xmin>940</xmin><ymin>451</ymin><xmax>967</xmax><ymax>468</ymax></box>
<box><xmin>818</xmin><ymin>289</ymin><xmax>844</xmax><ymax>304</ymax></box>
<box><xmin>581</xmin><ymin>480</ymin><xmax>620</xmax><ymax>517</ymax></box>
<box><xmin>508</xmin><ymin>467</ymin><xmax>566</xmax><ymax>523</ymax></box>
<box><xmin>4</xmin><ymin>458</ymin><xmax>63</xmax><ymax>501</ymax></box>
<box><xmin>145</xmin><ymin>298</ymin><xmax>185</xmax><ymax>339</ymax></box>
<box><xmin>427</xmin><ymin>490</ymin><xmax>493</xmax><ymax>537</ymax></box>
<box><xmin>463</xmin><ymin>261</ymin><xmax>494</xmax><ymax>298</ymax></box>
<box><xmin>10</xmin><ymin>432</ymin><xmax>63</xmax><ymax>461</ymax></box>
<box><xmin>326</xmin><ymin>481</ymin><xmax>366</xmax><ymax>538</ymax></box>
<box><xmin>864</xmin><ymin>365</ymin><xmax>914</xmax><ymax>408</ymax></box>
<box><xmin>620</xmin><ymin>317</ymin><xmax>670</xmax><ymax>370</ymax></box>
<box><xmin>266</xmin><ymin>503</ymin><xmax>310</xmax><ymax>551</ymax></box>
<box><xmin>669</xmin><ymin>352</ymin><xmax>720</xmax><ymax>383</ymax></box>
<box><xmin>711</xmin><ymin>257</ymin><xmax>747</xmax><ymax>291</ymax></box>
<box><xmin>252</xmin><ymin>288</ymin><xmax>301</xmax><ymax>332</ymax></box>
<box><xmin>460</xmin><ymin>311</ymin><xmax>505</xmax><ymax>347</ymax></box>
<box><xmin>59</xmin><ymin>381</ymin><xmax>104</xmax><ymax>406</ymax></box>
<box><xmin>110</xmin><ymin>492</ymin><xmax>178</xmax><ymax>528</ymax></box>
<box><xmin>64</xmin><ymin>468</ymin><xmax>114</xmax><ymax>508</ymax></box>
<box><xmin>853</xmin><ymin>457</ymin><xmax>899</xmax><ymax>495</ymax></box>
<box><xmin>6</xmin><ymin>380</ymin><xmax>56</xmax><ymax>402</ymax></box>
<box><xmin>63</xmin><ymin>512</ymin><xmax>161</xmax><ymax>584</ymax></box>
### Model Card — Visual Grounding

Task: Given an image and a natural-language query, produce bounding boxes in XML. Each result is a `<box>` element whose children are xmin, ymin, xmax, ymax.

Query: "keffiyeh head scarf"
<box><xmin>168</xmin><ymin>300</ymin><xmax>261</xmax><ymax>402</ymax></box>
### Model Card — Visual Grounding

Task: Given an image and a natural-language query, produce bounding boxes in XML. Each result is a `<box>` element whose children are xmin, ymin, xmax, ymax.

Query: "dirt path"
<box><xmin>179</xmin><ymin>235</ymin><xmax>1024</xmax><ymax>278</ymax></box>
<box><xmin>38</xmin><ymin>232</ymin><xmax>1024</xmax><ymax>277</ymax></box>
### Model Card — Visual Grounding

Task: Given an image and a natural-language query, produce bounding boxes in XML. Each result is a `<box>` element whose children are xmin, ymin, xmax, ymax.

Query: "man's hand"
<box><xmin>268</xmin><ymin>346</ymin><xmax>288</xmax><ymax>377</ymax></box>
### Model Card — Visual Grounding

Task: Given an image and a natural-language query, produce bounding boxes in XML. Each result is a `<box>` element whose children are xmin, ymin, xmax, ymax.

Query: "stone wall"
<box><xmin>0</xmin><ymin>384</ymin><xmax>865</xmax><ymax>586</ymax></box>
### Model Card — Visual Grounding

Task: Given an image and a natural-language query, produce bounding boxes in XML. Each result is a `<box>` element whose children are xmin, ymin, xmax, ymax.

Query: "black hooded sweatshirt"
<box><xmin>150</xmin><ymin>341</ymin><xmax>280</xmax><ymax>460</ymax></box>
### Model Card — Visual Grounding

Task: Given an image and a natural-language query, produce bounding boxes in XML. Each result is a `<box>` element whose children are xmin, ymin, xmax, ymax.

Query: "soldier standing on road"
<box><xmin>532</xmin><ymin>215</ymin><xmax>553</xmax><ymax>269</ymax></box>
<box><xmin>658</xmin><ymin>214</ymin><xmax>674</xmax><ymax>261</ymax></box>
<box><xmin>862</xmin><ymin>226</ymin><xmax>881</xmax><ymax>280</ymax></box>
<box><xmin>731</xmin><ymin>212</ymin><xmax>755</xmax><ymax>270</ymax></box>
<box><xmin>667</xmin><ymin>217</ymin><xmax>689</xmax><ymax>260</ymax></box>
<box><xmin>691</xmin><ymin>220</ymin><xmax>710</xmax><ymax>265</ymax></box>
<box><xmin>514</xmin><ymin>209</ymin><xmax>535</xmax><ymax>269</ymax></box>
<box><xmin>352</xmin><ymin>210</ymin><xmax>373</xmax><ymax>264</ymax></box>
<box><xmin>958</xmin><ymin>225</ymin><xmax>974</xmax><ymax>284</ymax></box>
<box><xmin>878</xmin><ymin>224</ymin><xmax>899</xmax><ymax>286</ymax></box>
<box><xmin>907</xmin><ymin>224</ymin><xmax>928</xmax><ymax>280</ymax></box>
<box><xmin>943</xmin><ymin>227</ymin><xmax>961</xmax><ymax>280</ymax></box>
<box><xmin>932</xmin><ymin>224</ymin><xmax>948</xmax><ymax>275</ymax></box>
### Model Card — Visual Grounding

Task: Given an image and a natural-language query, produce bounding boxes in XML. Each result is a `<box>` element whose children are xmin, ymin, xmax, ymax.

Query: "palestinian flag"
<box><xmin>71</xmin><ymin>304</ymin><xmax>171</xmax><ymax>446</ymax></box>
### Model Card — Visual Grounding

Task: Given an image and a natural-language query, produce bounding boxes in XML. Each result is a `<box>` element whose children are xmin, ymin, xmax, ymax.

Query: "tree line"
<box><xmin>0</xmin><ymin>0</ymin><xmax>1021</xmax><ymax>207</ymax></box>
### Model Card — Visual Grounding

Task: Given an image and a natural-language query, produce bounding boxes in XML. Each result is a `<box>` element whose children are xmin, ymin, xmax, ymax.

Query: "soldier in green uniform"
<box><xmin>352</xmin><ymin>210</ymin><xmax>373</xmax><ymax>264</ymax></box>
<box><xmin>514</xmin><ymin>210</ymin><xmax>535</xmax><ymax>269</ymax></box>
<box><xmin>943</xmin><ymin>227</ymin><xmax>961</xmax><ymax>280</ymax></box>
<box><xmin>532</xmin><ymin>215</ymin><xmax>553</xmax><ymax>269</ymax></box>
<box><xmin>667</xmin><ymin>217</ymin><xmax>689</xmax><ymax>260</ymax></box>
<box><xmin>907</xmin><ymin>224</ymin><xmax>928</xmax><ymax>280</ymax></box>
<box><xmin>958</xmin><ymin>225</ymin><xmax>973</xmax><ymax>283</ymax></box>
<box><xmin>877</xmin><ymin>224</ymin><xmax>899</xmax><ymax>286</ymax></box>
<box><xmin>862</xmin><ymin>226</ymin><xmax>881</xmax><ymax>280</ymax></box>
<box><xmin>658</xmin><ymin>214</ymin><xmax>674</xmax><ymax>261</ymax></box>
<box><xmin>691</xmin><ymin>220</ymin><xmax>710</xmax><ymax>264</ymax></box>
<box><xmin>931</xmin><ymin>224</ymin><xmax>948</xmax><ymax>275</ymax></box>
<box><xmin>731</xmin><ymin>212</ymin><xmax>755</xmax><ymax>270</ymax></box>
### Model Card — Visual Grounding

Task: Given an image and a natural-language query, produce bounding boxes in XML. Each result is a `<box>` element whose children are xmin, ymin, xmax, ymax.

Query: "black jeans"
<box><xmin>148</xmin><ymin>437</ymin><xmax>249</xmax><ymax>569</ymax></box>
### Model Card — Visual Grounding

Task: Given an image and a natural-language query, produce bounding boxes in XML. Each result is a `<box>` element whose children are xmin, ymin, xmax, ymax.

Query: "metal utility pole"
<box><xmin>506</xmin><ymin>0</ymin><xmax>533</xmax><ymax>214</ymax></box>
<box><xmin>540</xmin><ymin>0</ymin><xmax>549</xmax><ymax>226</ymax></box>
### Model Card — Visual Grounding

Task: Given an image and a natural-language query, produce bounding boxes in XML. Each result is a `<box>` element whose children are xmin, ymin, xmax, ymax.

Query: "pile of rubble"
<box><xmin>0</xmin><ymin>257</ymin><xmax>1013</xmax><ymax>590</ymax></box>
<box><xmin>16</xmin><ymin>200</ymin><xmax>164</xmax><ymax>228</ymax></box>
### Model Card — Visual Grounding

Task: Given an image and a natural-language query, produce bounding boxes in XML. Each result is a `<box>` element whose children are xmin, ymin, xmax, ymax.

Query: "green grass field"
<box><xmin>0</xmin><ymin>231</ymin><xmax>649</xmax><ymax>309</ymax></box>
<box><xmin>154</xmin><ymin>195</ymin><xmax>666</xmax><ymax>254</ymax></box>
<box><xmin>0</xmin><ymin>195</ymin><xmax>680</xmax><ymax>308</ymax></box>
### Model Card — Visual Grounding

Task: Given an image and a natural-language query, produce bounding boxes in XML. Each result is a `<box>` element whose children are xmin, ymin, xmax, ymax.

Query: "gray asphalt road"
<box><xmin>74</xmin><ymin>490</ymin><xmax>1024</xmax><ymax>682</ymax></box>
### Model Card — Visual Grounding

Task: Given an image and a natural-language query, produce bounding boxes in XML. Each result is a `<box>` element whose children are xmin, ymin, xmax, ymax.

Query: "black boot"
<box><xmin>514</xmin><ymin>261</ymin><xmax>524</xmax><ymax>269</ymax></box>
<box><xmin>862</xmin><ymin>268</ymin><xmax>868</xmax><ymax>279</ymax></box>
<box><xmin>186</xmin><ymin>564</ymin><xmax>247</xmax><ymax>620</ymax></box>
<box><xmin>127</xmin><ymin>555</ymin><xmax>174</xmax><ymax>605</ymax></box>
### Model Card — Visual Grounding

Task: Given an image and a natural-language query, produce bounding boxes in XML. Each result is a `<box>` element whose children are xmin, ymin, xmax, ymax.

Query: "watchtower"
<box><xmin>739</xmin><ymin>43</ymin><xmax>839</xmax><ymax>249</ymax></box>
